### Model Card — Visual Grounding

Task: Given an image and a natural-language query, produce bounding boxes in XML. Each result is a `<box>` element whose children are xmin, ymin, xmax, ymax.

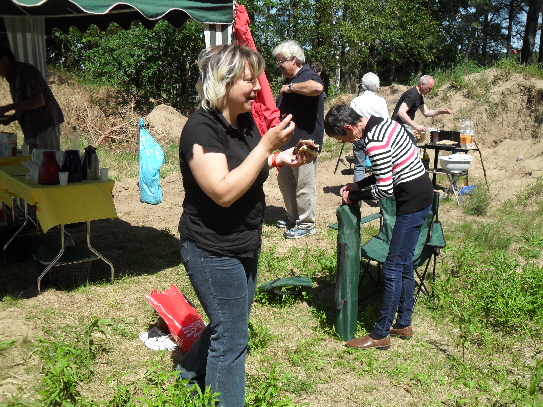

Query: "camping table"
<box><xmin>0</xmin><ymin>155</ymin><xmax>31</xmax><ymax>223</ymax></box>
<box><xmin>0</xmin><ymin>154</ymin><xmax>31</xmax><ymax>167</ymax></box>
<box><xmin>421</xmin><ymin>143</ymin><xmax>480</xmax><ymax>188</ymax></box>
<box><xmin>0</xmin><ymin>164</ymin><xmax>117</xmax><ymax>291</ymax></box>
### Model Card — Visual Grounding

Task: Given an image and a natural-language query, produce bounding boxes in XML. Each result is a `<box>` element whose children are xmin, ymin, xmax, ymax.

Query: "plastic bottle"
<box><xmin>468</xmin><ymin>120</ymin><xmax>476</xmax><ymax>149</ymax></box>
<box><xmin>459</xmin><ymin>119</ymin><xmax>467</xmax><ymax>149</ymax></box>
<box><xmin>67</xmin><ymin>126</ymin><xmax>81</xmax><ymax>151</ymax></box>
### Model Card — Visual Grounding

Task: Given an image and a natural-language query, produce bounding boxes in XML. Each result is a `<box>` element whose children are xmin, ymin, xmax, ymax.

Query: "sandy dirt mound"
<box><xmin>145</xmin><ymin>104</ymin><xmax>187</xmax><ymax>145</ymax></box>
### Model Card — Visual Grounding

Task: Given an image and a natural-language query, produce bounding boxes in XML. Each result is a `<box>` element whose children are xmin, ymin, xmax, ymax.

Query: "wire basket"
<box><xmin>35</xmin><ymin>246</ymin><xmax>98</xmax><ymax>288</ymax></box>
<box><xmin>46</xmin><ymin>260</ymin><xmax>94</xmax><ymax>287</ymax></box>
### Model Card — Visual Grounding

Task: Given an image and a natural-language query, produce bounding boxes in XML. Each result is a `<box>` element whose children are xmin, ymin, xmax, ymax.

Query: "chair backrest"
<box><xmin>369</xmin><ymin>191</ymin><xmax>441</xmax><ymax>267</ymax></box>
<box><xmin>413</xmin><ymin>192</ymin><xmax>440</xmax><ymax>259</ymax></box>
<box><xmin>372</xmin><ymin>196</ymin><xmax>397</xmax><ymax>244</ymax></box>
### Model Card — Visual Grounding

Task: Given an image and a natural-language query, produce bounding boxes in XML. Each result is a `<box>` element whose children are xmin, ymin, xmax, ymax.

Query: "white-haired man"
<box><xmin>273</xmin><ymin>40</ymin><xmax>324</xmax><ymax>239</ymax></box>
<box><xmin>391</xmin><ymin>75</ymin><xmax>451</xmax><ymax>143</ymax></box>
<box><xmin>349</xmin><ymin>72</ymin><xmax>389</xmax><ymax>182</ymax></box>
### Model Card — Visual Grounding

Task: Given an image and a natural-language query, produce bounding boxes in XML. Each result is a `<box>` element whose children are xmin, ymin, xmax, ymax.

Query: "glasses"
<box><xmin>276</xmin><ymin>58</ymin><xmax>290</xmax><ymax>66</ymax></box>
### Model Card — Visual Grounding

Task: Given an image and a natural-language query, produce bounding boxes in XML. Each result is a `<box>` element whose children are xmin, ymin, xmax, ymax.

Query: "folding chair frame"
<box><xmin>358</xmin><ymin>192</ymin><xmax>445</xmax><ymax>307</ymax></box>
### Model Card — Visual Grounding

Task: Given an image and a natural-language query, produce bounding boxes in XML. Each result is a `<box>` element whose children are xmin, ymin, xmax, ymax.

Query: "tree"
<box><xmin>520</xmin><ymin>0</ymin><xmax>542</xmax><ymax>63</ymax></box>
<box><xmin>48</xmin><ymin>21</ymin><xmax>204</xmax><ymax>113</ymax></box>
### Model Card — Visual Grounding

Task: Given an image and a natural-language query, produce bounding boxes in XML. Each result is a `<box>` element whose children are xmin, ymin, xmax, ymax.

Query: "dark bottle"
<box><xmin>421</xmin><ymin>150</ymin><xmax>430</xmax><ymax>170</ymax></box>
<box><xmin>61</xmin><ymin>150</ymin><xmax>83</xmax><ymax>182</ymax></box>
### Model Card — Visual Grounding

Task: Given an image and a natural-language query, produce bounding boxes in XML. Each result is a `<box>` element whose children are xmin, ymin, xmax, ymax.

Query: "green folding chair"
<box><xmin>359</xmin><ymin>191</ymin><xmax>446</xmax><ymax>305</ymax></box>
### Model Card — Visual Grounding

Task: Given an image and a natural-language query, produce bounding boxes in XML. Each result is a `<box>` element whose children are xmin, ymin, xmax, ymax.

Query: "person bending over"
<box><xmin>324</xmin><ymin>104</ymin><xmax>433</xmax><ymax>350</ymax></box>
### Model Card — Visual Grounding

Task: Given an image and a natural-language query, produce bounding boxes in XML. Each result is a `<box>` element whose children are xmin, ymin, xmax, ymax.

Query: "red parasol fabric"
<box><xmin>234</xmin><ymin>4</ymin><xmax>281</xmax><ymax>135</ymax></box>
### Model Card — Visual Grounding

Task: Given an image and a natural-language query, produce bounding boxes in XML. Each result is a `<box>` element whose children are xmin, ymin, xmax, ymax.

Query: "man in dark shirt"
<box><xmin>273</xmin><ymin>40</ymin><xmax>324</xmax><ymax>239</ymax></box>
<box><xmin>391</xmin><ymin>75</ymin><xmax>451</xmax><ymax>142</ymax></box>
<box><xmin>0</xmin><ymin>46</ymin><xmax>64</xmax><ymax>151</ymax></box>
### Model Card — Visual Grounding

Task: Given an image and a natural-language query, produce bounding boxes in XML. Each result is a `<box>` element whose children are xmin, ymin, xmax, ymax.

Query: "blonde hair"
<box><xmin>196</xmin><ymin>43</ymin><xmax>265</xmax><ymax>110</ymax></box>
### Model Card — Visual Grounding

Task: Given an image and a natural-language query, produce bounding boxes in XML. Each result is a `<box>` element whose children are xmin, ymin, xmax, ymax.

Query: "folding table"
<box><xmin>0</xmin><ymin>164</ymin><xmax>117</xmax><ymax>291</ymax></box>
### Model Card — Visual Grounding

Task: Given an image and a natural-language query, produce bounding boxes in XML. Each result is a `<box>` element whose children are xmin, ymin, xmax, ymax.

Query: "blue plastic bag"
<box><xmin>139</xmin><ymin>118</ymin><xmax>165</xmax><ymax>204</ymax></box>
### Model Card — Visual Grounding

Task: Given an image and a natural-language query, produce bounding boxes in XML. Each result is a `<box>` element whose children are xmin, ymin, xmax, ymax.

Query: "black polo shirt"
<box><xmin>391</xmin><ymin>87</ymin><xmax>424</xmax><ymax>125</ymax></box>
<box><xmin>178</xmin><ymin>108</ymin><xmax>268</xmax><ymax>258</ymax></box>
<box><xmin>276</xmin><ymin>64</ymin><xmax>324</xmax><ymax>151</ymax></box>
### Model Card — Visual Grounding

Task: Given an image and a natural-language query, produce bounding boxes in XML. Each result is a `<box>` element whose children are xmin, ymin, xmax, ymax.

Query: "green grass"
<box><xmin>3</xmin><ymin>177</ymin><xmax>543</xmax><ymax>406</ymax></box>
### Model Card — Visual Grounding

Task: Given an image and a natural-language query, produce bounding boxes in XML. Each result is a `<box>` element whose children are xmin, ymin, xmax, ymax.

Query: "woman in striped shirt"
<box><xmin>324</xmin><ymin>104</ymin><xmax>434</xmax><ymax>350</ymax></box>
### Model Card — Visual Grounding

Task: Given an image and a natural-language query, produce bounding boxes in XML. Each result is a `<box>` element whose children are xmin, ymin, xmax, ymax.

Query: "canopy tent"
<box><xmin>0</xmin><ymin>0</ymin><xmax>234</xmax><ymax>75</ymax></box>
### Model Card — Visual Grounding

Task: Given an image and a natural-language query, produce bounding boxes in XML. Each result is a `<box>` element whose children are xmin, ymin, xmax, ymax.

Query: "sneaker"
<box><xmin>283</xmin><ymin>225</ymin><xmax>316</xmax><ymax>239</ymax></box>
<box><xmin>276</xmin><ymin>219</ymin><xmax>295</xmax><ymax>229</ymax></box>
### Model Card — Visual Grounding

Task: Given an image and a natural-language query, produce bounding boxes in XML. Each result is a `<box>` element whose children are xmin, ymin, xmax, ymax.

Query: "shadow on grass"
<box><xmin>0</xmin><ymin>217</ymin><xmax>180</xmax><ymax>299</ymax></box>
<box><xmin>262</xmin><ymin>204</ymin><xmax>290</xmax><ymax>227</ymax></box>
<box><xmin>293</xmin><ymin>262</ymin><xmax>383</xmax><ymax>338</ymax></box>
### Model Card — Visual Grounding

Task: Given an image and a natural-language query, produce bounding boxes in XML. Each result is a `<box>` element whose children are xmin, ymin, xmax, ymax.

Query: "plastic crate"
<box><xmin>35</xmin><ymin>245</ymin><xmax>98</xmax><ymax>288</ymax></box>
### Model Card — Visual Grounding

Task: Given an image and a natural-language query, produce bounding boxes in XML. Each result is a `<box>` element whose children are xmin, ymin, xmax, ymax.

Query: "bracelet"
<box><xmin>271</xmin><ymin>151</ymin><xmax>283</xmax><ymax>168</ymax></box>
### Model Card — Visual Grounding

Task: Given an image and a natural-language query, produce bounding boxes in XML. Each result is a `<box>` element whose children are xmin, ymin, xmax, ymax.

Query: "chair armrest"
<box><xmin>360</xmin><ymin>213</ymin><xmax>382</xmax><ymax>225</ymax></box>
<box><xmin>329</xmin><ymin>212</ymin><xmax>382</xmax><ymax>230</ymax></box>
<box><xmin>427</xmin><ymin>221</ymin><xmax>446</xmax><ymax>248</ymax></box>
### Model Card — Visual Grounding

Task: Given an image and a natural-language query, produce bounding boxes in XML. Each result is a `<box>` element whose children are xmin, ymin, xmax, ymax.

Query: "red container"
<box><xmin>38</xmin><ymin>151</ymin><xmax>60</xmax><ymax>185</ymax></box>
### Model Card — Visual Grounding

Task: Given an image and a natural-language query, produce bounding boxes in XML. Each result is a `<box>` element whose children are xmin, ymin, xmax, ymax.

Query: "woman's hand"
<box><xmin>261</xmin><ymin>115</ymin><xmax>295</xmax><ymax>153</ymax></box>
<box><xmin>274</xmin><ymin>147</ymin><xmax>315</xmax><ymax>167</ymax></box>
<box><xmin>340</xmin><ymin>183</ymin><xmax>359</xmax><ymax>204</ymax></box>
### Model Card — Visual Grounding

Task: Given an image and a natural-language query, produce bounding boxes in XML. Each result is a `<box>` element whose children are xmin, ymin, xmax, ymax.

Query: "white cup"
<box><xmin>100</xmin><ymin>168</ymin><xmax>109</xmax><ymax>182</ymax></box>
<box><xmin>21</xmin><ymin>144</ymin><xmax>29</xmax><ymax>156</ymax></box>
<box><xmin>59</xmin><ymin>172</ymin><xmax>69</xmax><ymax>186</ymax></box>
<box><xmin>32</xmin><ymin>171</ymin><xmax>39</xmax><ymax>183</ymax></box>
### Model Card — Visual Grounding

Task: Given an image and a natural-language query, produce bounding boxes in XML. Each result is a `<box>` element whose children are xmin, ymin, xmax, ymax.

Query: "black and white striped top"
<box><xmin>351</xmin><ymin>116</ymin><xmax>434</xmax><ymax>215</ymax></box>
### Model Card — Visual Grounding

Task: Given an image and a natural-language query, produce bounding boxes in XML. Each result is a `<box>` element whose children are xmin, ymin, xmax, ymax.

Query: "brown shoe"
<box><xmin>389</xmin><ymin>326</ymin><xmax>412</xmax><ymax>340</ymax></box>
<box><xmin>346</xmin><ymin>334</ymin><xmax>390</xmax><ymax>350</ymax></box>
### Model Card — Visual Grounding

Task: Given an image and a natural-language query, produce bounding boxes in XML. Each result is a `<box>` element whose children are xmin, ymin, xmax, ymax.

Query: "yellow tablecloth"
<box><xmin>0</xmin><ymin>155</ymin><xmax>31</xmax><ymax>167</ymax></box>
<box><xmin>0</xmin><ymin>165</ymin><xmax>117</xmax><ymax>233</ymax></box>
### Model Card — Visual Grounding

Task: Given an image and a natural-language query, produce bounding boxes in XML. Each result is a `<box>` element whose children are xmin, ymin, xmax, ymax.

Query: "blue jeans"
<box><xmin>373</xmin><ymin>204</ymin><xmax>431</xmax><ymax>337</ymax></box>
<box><xmin>352</xmin><ymin>141</ymin><xmax>365</xmax><ymax>182</ymax></box>
<box><xmin>177</xmin><ymin>239</ymin><xmax>258</xmax><ymax>407</ymax></box>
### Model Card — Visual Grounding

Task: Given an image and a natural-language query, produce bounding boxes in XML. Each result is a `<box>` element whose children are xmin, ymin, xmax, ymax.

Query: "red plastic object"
<box><xmin>145</xmin><ymin>285</ymin><xmax>206</xmax><ymax>354</ymax></box>
<box><xmin>38</xmin><ymin>151</ymin><xmax>60</xmax><ymax>185</ymax></box>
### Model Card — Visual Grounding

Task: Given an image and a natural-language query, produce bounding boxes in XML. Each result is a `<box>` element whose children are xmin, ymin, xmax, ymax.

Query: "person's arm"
<box><xmin>189</xmin><ymin>115</ymin><xmax>295</xmax><ymax>207</ymax></box>
<box><xmin>396</xmin><ymin>102</ymin><xmax>425</xmax><ymax>131</ymax></box>
<box><xmin>0</xmin><ymin>93</ymin><xmax>45</xmax><ymax>116</ymax></box>
<box><xmin>267</xmin><ymin>146</ymin><xmax>314</xmax><ymax>168</ymax></box>
<box><xmin>419</xmin><ymin>104</ymin><xmax>451</xmax><ymax>118</ymax></box>
<box><xmin>280</xmin><ymin>80</ymin><xmax>323</xmax><ymax>97</ymax></box>
<box><xmin>0</xmin><ymin>113</ymin><xmax>17</xmax><ymax>125</ymax></box>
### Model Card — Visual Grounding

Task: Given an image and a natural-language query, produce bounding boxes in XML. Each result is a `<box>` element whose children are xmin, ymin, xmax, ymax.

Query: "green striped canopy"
<box><xmin>0</xmin><ymin>0</ymin><xmax>233</xmax><ymax>33</ymax></box>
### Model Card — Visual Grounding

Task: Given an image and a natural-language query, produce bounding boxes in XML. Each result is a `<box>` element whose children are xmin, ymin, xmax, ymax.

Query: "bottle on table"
<box><xmin>466</xmin><ymin>120</ymin><xmax>476</xmax><ymax>149</ymax></box>
<box><xmin>459</xmin><ymin>119</ymin><xmax>467</xmax><ymax>149</ymax></box>
<box><xmin>67</xmin><ymin>126</ymin><xmax>81</xmax><ymax>151</ymax></box>
<box><xmin>421</xmin><ymin>150</ymin><xmax>430</xmax><ymax>170</ymax></box>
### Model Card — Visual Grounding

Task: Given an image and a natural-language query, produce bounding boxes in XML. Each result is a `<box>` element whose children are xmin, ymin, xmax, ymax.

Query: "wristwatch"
<box><xmin>288</xmin><ymin>83</ymin><xmax>293</xmax><ymax>93</ymax></box>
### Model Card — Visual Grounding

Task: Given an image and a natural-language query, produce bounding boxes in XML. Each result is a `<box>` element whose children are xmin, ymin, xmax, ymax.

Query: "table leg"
<box><xmin>3</xmin><ymin>198</ymin><xmax>29</xmax><ymax>260</ymax></box>
<box><xmin>85</xmin><ymin>221</ymin><xmax>115</xmax><ymax>282</ymax></box>
<box><xmin>334</xmin><ymin>143</ymin><xmax>346</xmax><ymax>174</ymax></box>
<box><xmin>432</xmin><ymin>149</ymin><xmax>440</xmax><ymax>187</ymax></box>
<box><xmin>37</xmin><ymin>224</ymin><xmax>65</xmax><ymax>293</ymax></box>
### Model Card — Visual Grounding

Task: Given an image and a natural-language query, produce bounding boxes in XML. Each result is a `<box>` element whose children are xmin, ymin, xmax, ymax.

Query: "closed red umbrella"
<box><xmin>234</xmin><ymin>4</ymin><xmax>281</xmax><ymax>135</ymax></box>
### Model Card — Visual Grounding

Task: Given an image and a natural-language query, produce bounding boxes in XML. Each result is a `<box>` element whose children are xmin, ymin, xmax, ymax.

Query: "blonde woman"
<box><xmin>176</xmin><ymin>43</ymin><xmax>313</xmax><ymax>407</ymax></box>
